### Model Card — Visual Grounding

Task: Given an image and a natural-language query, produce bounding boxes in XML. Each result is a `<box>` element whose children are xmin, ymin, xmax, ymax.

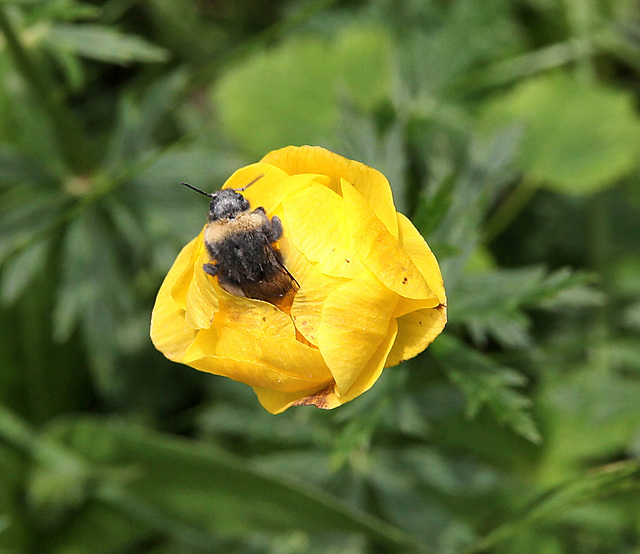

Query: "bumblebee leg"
<box><xmin>267</xmin><ymin>215</ymin><xmax>283</xmax><ymax>241</ymax></box>
<box><xmin>203</xmin><ymin>263</ymin><xmax>218</xmax><ymax>276</ymax></box>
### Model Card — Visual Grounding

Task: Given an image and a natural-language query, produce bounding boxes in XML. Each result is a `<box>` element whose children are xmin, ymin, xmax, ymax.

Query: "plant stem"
<box><xmin>0</xmin><ymin>7</ymin><xmax>93</xmax><ymax>173</ymax></box>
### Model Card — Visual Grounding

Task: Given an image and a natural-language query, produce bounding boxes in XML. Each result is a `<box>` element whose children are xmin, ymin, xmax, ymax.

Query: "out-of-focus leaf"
<box><xmin>1</xmin><ymin>238</ymin><xmax>48</xmax><ymax>304</ymax></box>
<box><xmin>0</xmin><ymin>75</ymin><xmax>65</xmax><ymax>172</ymax></box>
<box><xmin>213</xmin><ymin>26</ymin><xmax>391</xmax><ymax>155</ymax></box>
<box><xmin>41</xmin><ymin>23</ymin><xmax>169</xmax><ymax>65</ymax></box>
<box><xmin>0</xmin><ymin>188</ymin><xmax>67</xmax><ymax>264</ymax></box>
<box><xmin>433</xmin><ymin>335</ymin><xmax>541</xmax><ymax>444</ymax></box>
<box><xmin>0</xmin><ymin>146</ymin><xmax>53</xmax><ymax>186</ymax></box>
<box><xmin>336</xmin><ymin>114</ymin><xmax>409</xmax><ymax>213</ymax></box>
<box><xmin>44</xmin><ymin>501</ymin><xmax>152</xmax><ymax>554</ymax></box>
<box><xmin>25</xmin><ymin>0</ymin><xmax>100</xmax><ymax>20</ymax></box>
<box><xmin>26</xmin><ymin>462</ymin><xmax>89</xmax><ymax>525</ymax></box>
<box><xmin>398</xmin><ymin>0</ymin><xmax>522</xmax><ymax>98</ymax></box>
<box><xmin>54</xmin><ymin>208</ymin><xmax>131</xmax><ymax>394</ymax></box>
<box><xmin>0</xmin><ymin>443</ymin><xmax>28</xmax><ymax>551</ymax></box>
<box><xmin>537</xmin><ymin>368</ymin><xmax>640</xmax><ymax>483</ymax></box>
<box><xmin>45</xmin><ymin>417</ymin><xmax>425</xmax><ymax>552</ymax></box>
<box><xmin>367</xmin><ymin>446</ymin><xmax>497</xmax><ymax>550</ymax></box>
<box><xmin>428</xmin><ymin>126</ymin><xmax>521</xmax><ymax>290</ymax></box>
<box><xmin>103</xmin><ymin>70</ymin><xmax>189</xmax><ymax>170</ymax></box>
<box><xmin>622</xmin><ymin>301</ymin><xmax>640</xmax><ymax>331</ymax></box>
<box><xmin>449</xmin><ymin>266</ymin><xmax>602</xmax><ymax>347</ymax></box>
<box><xmin>468</xmin><ymin>460</ymin><xmax>640</xmax><ymax>553</ymax></box>
<box><xmin>480</xmin><ymin>73</ymin><xmax>640</xmax><ymax>195</ymax></box>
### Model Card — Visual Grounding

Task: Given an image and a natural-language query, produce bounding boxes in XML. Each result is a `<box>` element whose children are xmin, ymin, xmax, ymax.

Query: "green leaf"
<box><xmin>336</xmin><ymin>114</ymin><xmax>408</xmax><ymax>212</ymax></box>
<box><xmin>45</xmin><ymin>417</ymin><xmax>425</xmax><ymax>552</ymax></box>
<box><xmin>54</xmin><ymin>208</ymin><xmax>132</xmax><ymax>395</ymax></box>
<box><xmin>0</xmin><ymin>187</ymin><xmax>67</xmax><ymax>264</ymax></box>
<box><xmin>480</xmin><ymin>73</ymin><xmax>640</xmax><ymax>195</ymax></box>
<box><xmin>0</xmin><ymin>146</ymin><xmax>53</xmax><ymax>186</ymax></box>
<box><xmin>213</xmin><ymin>26</ymin><xmax>391</xmax><ymax>155</ymax></box>
<box><xmin>26</xmin><ymin>462</ymin><xmax>89</xmax><ymax>525</ymax></box>
<box><xmin>103</xmin><ymin>70</ymin><xmax>189</xmax><ymax>171</ymax></box>
<box><xmin>449</xmin><ymin>266</ymin><xmax>602</xmax><ymax>347</ymax></box>
<box><xmin>467</xmin><ymin>460</ymin><xmax>640</xmax><ymax>553</ymax></box>
<box><xmin>0</xmin><ymin>444</ymin><xmax>28</xmax><ymax>550</ymax></box>
<box><xmin>537</xmin><ymin>368</ymin><xmax>640</xmax><ymax>482</ymax></box>
<box><xmin>42</xmin><ymin>23</ymin><xmax>169</xmax><ymax>65</ymax></box>
<box><xmin>1</xmin><ymin>238</ymin><xmax>48</xmax><ymax>304</ymax></box>
<box><xmin>433</xmin><ymin>335</ymin><xmax>541</xmax><ymax>444</ymax></box>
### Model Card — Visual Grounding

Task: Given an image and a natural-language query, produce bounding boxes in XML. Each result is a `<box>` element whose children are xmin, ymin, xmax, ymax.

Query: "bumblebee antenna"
<box><xmin>181</xmin><ymin>182</ymin><xmax>214</xmax><ymax>197</ymax></box>
<box><xmin>234</xmin><ymin>174</ymin><xmax>264</xmax><ymax>192</ymax></box>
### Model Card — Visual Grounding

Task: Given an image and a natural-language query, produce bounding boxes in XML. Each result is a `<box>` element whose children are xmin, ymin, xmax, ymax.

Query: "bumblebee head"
<box><xmin>207</xmin><ymin>189</ymin><xmax>250</xmax><ymax>221</ymax></box>
<box><xmin>181</xmin><ymin>175</ymin><xmax>264</xmax><ymax>221</ymax></box>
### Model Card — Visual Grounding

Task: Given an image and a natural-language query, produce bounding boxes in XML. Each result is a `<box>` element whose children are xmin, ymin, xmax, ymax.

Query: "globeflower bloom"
<box><xmin>151</xmin><ymin>146</ymin><xmax>446</xmax><ymax>413</ymax></box>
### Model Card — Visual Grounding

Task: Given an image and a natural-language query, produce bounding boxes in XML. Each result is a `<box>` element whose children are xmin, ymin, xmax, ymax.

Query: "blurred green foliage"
<box><xmin>1</xmin><ymin>0</ymin><xmax>640</xmax><ymax>552</ymax></box>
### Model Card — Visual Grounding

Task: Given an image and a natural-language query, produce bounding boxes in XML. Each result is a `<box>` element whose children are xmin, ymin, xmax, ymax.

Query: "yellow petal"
<box><xmin>170</xmin><ymin>232</ymin><xmax>202</xmax><ymax>311</ymax></box>
<box><xmin>337</xmin><ymin>318</ymin><xmax>398</xmax><ymax>404</ymax></box>
<box><xmin>261</xmin><ymin>145</ymin><xmax>398</xmax><ymax>236</ymax></box>
<box><xmin>258</xmin><ymin>335</ymin><xmax>333</xmax><ymax>382</ymax></box>
<box><xmin>184</xmin><ymin>245</ymin><xmax>219</xmax><ymax>330</ymax></box>
<box><xmin>276</xmin><ymin>229</ymin><xmax>314</xmax><ymax>287</ymax></box>
<box><xmin>317</xmin><ymin>270</ymin><xmax>398</xmax><ymax>395</ymax></box>
<box><xmin>254</xmin><ymin>318</ymin><xmax>398</xmax><ymax>412</ymax></box>
<box><xmin>184</xmin><ymin>353</ymin><xmax>327</xmax><ymax>393</ymax></box>
<box><xmin>150</xmin><ymin>240</ymin><xmax>199</xmax><ymax>362</ymax></box>
<box><xmin>340</xmin><ymin>180</ymin><xmax>438</xmax><ymax>301</ymax></box>
<box><xmin>184</xmin><ymin>327</ymin><xmax>331</xmax><ymax>388</ymax></box>
<box><xmin>291</xmin><ymin>264</ymin><xmax>346</xmax><ymax>345</ymax></box>
<box><xmin>223</xmin><ymin>163</ymin><xmax>330</xmax><ymax>215</ymax></box>
<box><xmin>281</xmin><ymin>183</ymin><xmax>364</xmax><ymax>279</ymax></box>
<box><xmin>385</xmin><ymin>304</ymin><xmax>447</xmax><ymax>367</ymax></box>
<box><xmin>222</xmin><ymin>162</ymin><xmax>290</xmax><ymax>193</ymax></box>
<box><xmin>253</xmin><ymin>383</ymin><xmax>340</xmax><ymax>414</ymax></box>
<box><xmin>397</xmin><ymin>213</ymin><xmax>446</xmax><ymax>304</ymax></box>
<box><xmin>214</xmin><ymin>285</ymin><xmax>296</xmax><ymax>340</ymax></box>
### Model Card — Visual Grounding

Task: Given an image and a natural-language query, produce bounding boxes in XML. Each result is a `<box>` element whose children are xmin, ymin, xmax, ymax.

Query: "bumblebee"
<box><xmin>182</xmin><ymin>176</ymin><xmax>299</xmax><ymax>303</ymax></box>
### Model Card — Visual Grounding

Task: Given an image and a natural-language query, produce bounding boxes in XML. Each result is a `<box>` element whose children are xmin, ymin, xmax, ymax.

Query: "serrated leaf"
<box><xmin>433</xmin><ymin>335</ymin><xmax>541</xmax><ymax>444</ymax></box>
<box><xmin>480</xmin><ymin>73</ymin><xmax>640</xmax><ymax>195</ymax></box>
<box><xmin>42</xmin><ymin>23</ymin><xmax>169</xmax><ymax>65</ymax></box>
<box><xmin>450</xmin><ymin>266</ymin><xmax>601</xmax><ymax>347</ymax></box>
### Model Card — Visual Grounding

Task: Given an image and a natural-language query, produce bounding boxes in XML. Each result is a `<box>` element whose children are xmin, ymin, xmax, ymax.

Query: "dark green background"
<box><xmin>1</xmin><ymin>0</ymin><xmax>640</xmax><ymax>552</ymax></box>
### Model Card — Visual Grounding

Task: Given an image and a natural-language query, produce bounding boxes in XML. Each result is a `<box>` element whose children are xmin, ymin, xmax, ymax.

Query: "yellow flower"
<box><xmin>151</xmin><ymin>146</ymin><xmax>446</xmax><ymax>413</ymax></box>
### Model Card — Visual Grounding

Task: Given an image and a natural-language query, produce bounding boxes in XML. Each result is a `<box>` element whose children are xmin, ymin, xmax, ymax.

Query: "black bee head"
<box><xmin>208</xmin><ymin>189</ymin><xmax>250</xmax><ymax>221</ymax></box>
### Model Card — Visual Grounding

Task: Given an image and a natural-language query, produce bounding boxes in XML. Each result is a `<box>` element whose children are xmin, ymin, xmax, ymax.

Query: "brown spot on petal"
<box><xmin>291</xmin><ymin>383</ymin><xmax>335</xmax><ymax>409</ymax></box>
<box><xmin>402</xmin><ymin>277</ymin><xmax>408</xmax><ymax>284</ymax></box>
